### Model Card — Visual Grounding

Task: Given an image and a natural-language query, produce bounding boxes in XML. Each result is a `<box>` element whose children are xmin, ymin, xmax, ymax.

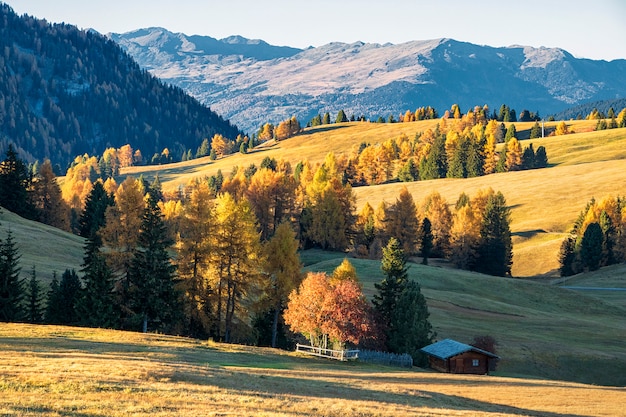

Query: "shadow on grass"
<box><xmin>176</xmin><ymin>366</ymin><xmax>595</xmax><ymax>417</ymax></box>
<box><xmin>512</xmin><ymin>229</ymin><xmax>547</xmax><ymax>238</ymax></box>
<box><xmin>297</xmin><ymin>124</ymin><xmax>351</xmax><ymax>136</ymax></box>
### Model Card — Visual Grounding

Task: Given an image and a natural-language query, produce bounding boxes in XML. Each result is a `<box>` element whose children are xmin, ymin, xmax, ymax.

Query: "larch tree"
<box><xmin>261</xmin><ymin>221</ymin><xmax>302</xmax><ymax>348</ymax></box>
<box><xmin>32</xmin><ymin>160</ymin><xmax>70</xmax><ymax>231</ymax></box>
<box><xmin>555</xmin><ymin>121</ymin><xmax>569</xmax><ymax>136</ymax></box>
<box><xmin>384</xmin><ymin>186</ymin><xmax>420</xmax><ymax>255</ymax></box>
<box><xmin>420</xmin><ymin>191</ymin><xmax>452</xmax><ymax>257</ymax></box>
<box><xmin>246</xmin><ymin>168</ymin><xmax>297</xmax><ymax>242</ymax></box>
<box><xmin>128</xmin><ymin>193</ymin><xmax>180</xmax><ymax>333</ymax></box>
<box><xmin>176</xmin><ymin>181</ymin><xmax>214</xmax><ymax>338</ymax></box>
<box><xmin>101</xmin><ymin>176</ymin><xmax>146</xmax><ymax>318</ymax></box>
<box><xmin>209</xmin><ymin>192</ymin><xmax>261</xmax><ymax>343</ymax></box>
<box><xmin>505</xmin><ymin>138</ymin><xmax>523</xmax><ymax>171</ymax></box>
<box><xmin>450</xmin><ymin>203</ymin><xmax>480</xmax><ymax>269</ymax></box>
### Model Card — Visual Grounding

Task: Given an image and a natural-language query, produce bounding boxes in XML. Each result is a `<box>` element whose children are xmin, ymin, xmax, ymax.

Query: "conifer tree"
<box><xmin>0</xmin><ymin>230</ymin><xmax>24</xmax><ymax>322</ymax></box>
<box><xmin>397</xmin><ymin>158</ymin><xmax>419</xmax><ymax>182</ymax></box>
<box><xmin>129</xmin><ymin>193</ymin><xmax>180</xmax><ymax>333</ymax></box>
<box><xmin>529</xmin><ymin>121</ymin><xmax>542</xmax><ymax>139</ymax></box>
<box><xmin>78</xmin><ymin>181</ymin><xmax>114</xmax><ymax>242</ymax></box>
<box><xmin>177</xmin><ymin>181</ymin><xmax>214</xmax><ymax>338</ymax></box>
<box><xmin>521</xmin><ymin>144</ymin><xmax>536</xmax><ymax>169</ymax></box>
<box><xmin>322</xmin><ymin>112</ymin><xmax>331</xmax><ymax>125</ymax></box>
<box><xmin>558</xmin><ymin>236</ymin><xmax>577</xmax><ymax>277</ymax></box>
<box><xmin>580</xmin><ymin>222</ymin><xmax>603</xmax><ymax>271</ymax></box>
<box><xmin>25</xmin><ymin>266</ymin><xmax>44</xmax><ymax>323</ymax></box>
<box><xmin>336</xmin><ymin>109</ymin><xmax>348</xmax><ymax>123</ymax></box>
<box><xmin>387</xmin><ymin>280</ymin><xmax>435</xmax><ymax>366</ymax></box>
<box><xmin>210</xmin><ymin>193</ymin><xmax>262</xmax><ymax>342</ymax></box>
<box><xmin>420</xmin><ymin>218</ymin><xmax>433</xmax><ymax>265</ymax></box>
<box><xmin>372</xmin><ymin>238</ymin><xmax>408</xmax><ymax>331</ymax></box>
<box><xmin>534</xmin><ymin>146</ymin><xmax>548</xmax><ymax>168</ymax></box>
<box><xmin>466</xmin><ymin>141</ymin><xmax>484</xmax><ymax>178</ymax></box>
<box><xmin>45</xmin><ymin>272</ymin><xmax>62</xmax><ymax>323</ymax></box>
<box><xmin>0</xmin><ymin>145</ymin><xmax>35</xmax><ymax>219</ymax></box>
<box><xmin>77</xmin><ymin>239</ymin><xmax>118</xmax><ymax>328</ymax></box>
<box><xmin>475</xmin><ymin>192</ymin><xmax>513</xmax><ymax>276</ymax></box>
<box><xmin>46</xmin><ymin>269</ymin><xmax>81</xmax><ymax>324</ymax></box>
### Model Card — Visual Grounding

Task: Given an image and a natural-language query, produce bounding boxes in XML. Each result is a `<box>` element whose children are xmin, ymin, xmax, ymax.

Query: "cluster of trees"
<box><xmin>347</xmin><ymin>123</ymin><xmax>547</xmax><ymax>186</ymax></box>
<box><xmin>589</xmin><ymin>107</ymin><xmax>626</xmax><ymax>131</ymax></box>
<box><xmin>0</xmin><ymin>4</ymin><xmax>240</xmax><ymax>168</ymax></box>
<box><xmin>559</xmin><ymin>196</ymin><xmax>626</xmax><ymax>276</ymax></box>
<box><xmin>284</xmin><ymin>238</ymin><xmax>435</xmax><ymax>364</ymax></box>
<box><xmin>354</xmin><ymin>187</ymin><xmax>513</xmax><ymax>277</ymax></box>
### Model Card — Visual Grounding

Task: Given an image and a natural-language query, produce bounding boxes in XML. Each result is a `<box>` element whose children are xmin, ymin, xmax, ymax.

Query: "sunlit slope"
<box><xmin>123</xmin><ymin>122</ymin><xmax>626</xmax><ymax>277</ymax></box>
<box><xmin>1</xmin><ymin>323</ymin><xmax>624</xmax><ymax>416</ymax></box>
<box><xmin>301</xmin><ymin>250</ymin><xmax>626</xmax><ymax>387</ymax></box>
<box><xmin>0</xmin><ymin>208</ymin><xmax>84</xmax><ymax>282</ymax></box>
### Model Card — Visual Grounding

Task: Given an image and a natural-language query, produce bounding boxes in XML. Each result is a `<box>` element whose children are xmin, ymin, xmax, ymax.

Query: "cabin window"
<box><xmin>472</xmin><ymin>359</ymin><xmax>479</xmax><ymax>367</ymax></box>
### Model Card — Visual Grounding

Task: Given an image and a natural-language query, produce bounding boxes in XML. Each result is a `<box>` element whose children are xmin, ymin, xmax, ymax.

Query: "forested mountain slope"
<box><xmin>0</xmin><ymin>4</ymin><xmax>241</xmax><ymax>168</ymax></box>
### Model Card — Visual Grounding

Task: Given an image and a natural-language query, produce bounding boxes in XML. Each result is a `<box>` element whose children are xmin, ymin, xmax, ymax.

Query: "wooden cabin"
<box><xmin>420</xmin><ymin>339</ymin><xmax>499</xmax><ymax>375</ymax></box>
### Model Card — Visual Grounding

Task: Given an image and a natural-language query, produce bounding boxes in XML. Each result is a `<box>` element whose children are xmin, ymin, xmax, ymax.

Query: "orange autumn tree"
<box><xmin>284</xmin><ymin>266</ymin><xmax>376</xmax><ymax>349</ymax></box>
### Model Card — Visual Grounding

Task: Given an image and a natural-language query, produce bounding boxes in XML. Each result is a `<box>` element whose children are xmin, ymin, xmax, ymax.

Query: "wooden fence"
<box><xmin>295</xmin><ymin>344</ymin><xmax>360</xmax><ymax>361</ymax></box>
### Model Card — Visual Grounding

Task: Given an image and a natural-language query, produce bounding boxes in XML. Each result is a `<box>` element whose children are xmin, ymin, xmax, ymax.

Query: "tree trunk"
<box><xmin>271</xmin><ymin>306</ymin><xmax>280</xmax><ymax>348</ymax></box>
<box><xmin>142</xmin><ymin>313</ymin><xmax>148</xmax><ymax>333</ymax></box>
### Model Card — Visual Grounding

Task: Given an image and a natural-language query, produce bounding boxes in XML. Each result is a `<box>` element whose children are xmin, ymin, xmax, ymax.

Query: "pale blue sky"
<box><xmin>7</xmin><ymin>0</ymin><xmax>626</xmax><ymax>61</ymax></box>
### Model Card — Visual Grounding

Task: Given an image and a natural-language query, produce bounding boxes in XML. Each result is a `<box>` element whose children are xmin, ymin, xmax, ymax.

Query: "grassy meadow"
<box><xmin>301</xmin><ymin>250</ymin><xmax>626</xmax><ymax>387</ymax></box>
<box><xmin>121</xmin><ymin>120</ymin><xmax>626</xmax><ymax>277</ymax></box>
<box><xmin>1</xmin><ymin>323</ymin><xmax>624</xmax><ymax>417</ymax></box>
<box><xmin>0</xmin><ymin>208</ymin><xmax>84</xmax><ymax>281</ymax></box>
<box><xmin>1</xmin><ymin>119</ymin><xmax>625</xmax><ymax>414</ymax></box>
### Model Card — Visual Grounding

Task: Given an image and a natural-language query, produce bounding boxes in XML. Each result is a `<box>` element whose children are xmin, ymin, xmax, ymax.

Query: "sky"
<box><xmin>7</xmin><ymin>0</ymin><xmax>626</xmax><ymax>61</ymax></box>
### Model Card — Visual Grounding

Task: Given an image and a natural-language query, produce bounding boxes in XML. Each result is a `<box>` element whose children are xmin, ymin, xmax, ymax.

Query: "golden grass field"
<box><xmin>122</xmin><ymin>120</ymin><xmax>626</xmax><ymax>277</ymax></box>
<box><xmin>1</xmin><ymin>120</ymin><xmax>626</xmax><ymax>415</ymax></box>
<box><xmin>1</xmin><ymin>323</ymin><xmax>624</xmax><ymax>417</ymax></box>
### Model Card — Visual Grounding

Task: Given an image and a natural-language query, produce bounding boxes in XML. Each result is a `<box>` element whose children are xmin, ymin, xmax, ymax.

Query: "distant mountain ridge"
<box><xmin>111</xmin><ymin>27</ymin><xmax>626</xmax><ymax>133</ymax></box>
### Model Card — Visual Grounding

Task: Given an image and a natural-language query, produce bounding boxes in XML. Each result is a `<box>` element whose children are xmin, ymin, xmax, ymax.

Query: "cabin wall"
<box><xmin>448</xmin><ymin>352</ymin><xmax>489</xmax><ymax>374</ymax></box>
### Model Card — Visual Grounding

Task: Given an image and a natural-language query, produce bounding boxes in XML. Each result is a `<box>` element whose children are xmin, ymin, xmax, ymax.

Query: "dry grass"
<box><xmin>119</xmin><ymin>122</ymin><xmax>626</xmax><ymax>277</ymax></box>
<box><xmin>0</xmin><ymin>209</ymin><xmax>84</xmax><ymax>282</ymax></box>
<box><xmin>1</xmin><ymin>323</ymin><xmax>624</xmax><ymax>417</ymax></box>
<box><xmin>301</xmin><ymin>251</ymin><xmax>626</xmax><ymax>386</ymax></box>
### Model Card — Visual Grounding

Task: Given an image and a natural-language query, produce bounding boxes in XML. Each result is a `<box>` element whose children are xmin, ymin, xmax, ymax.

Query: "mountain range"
<box><xmin>110</xmin><ymin>28</ymin><xmax>626</xmax><ymax>134</ymax></box>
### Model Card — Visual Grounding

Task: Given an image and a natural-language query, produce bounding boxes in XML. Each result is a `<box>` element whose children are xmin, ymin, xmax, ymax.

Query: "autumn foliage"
<box><xmin>284</xmin><ymin>267</ymin><xmax>377</xmax><ymax>349</ymax></box>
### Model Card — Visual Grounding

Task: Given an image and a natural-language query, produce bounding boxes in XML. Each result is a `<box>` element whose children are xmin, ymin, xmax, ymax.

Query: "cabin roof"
<box><xmin>420</xmin><ymin>339</ymin><xmax>499</xmax><ymax>360</ymax></box>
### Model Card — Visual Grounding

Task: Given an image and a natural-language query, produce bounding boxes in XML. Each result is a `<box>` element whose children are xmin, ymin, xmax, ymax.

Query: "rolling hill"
<box><xmin>111</xmin><ymin>27</ymin><xmax>626</xmax><ymax>133</ymax></box>
<box><xmin>2</xmin><ymin>119</ymin><xmax>626</xmax><ymax>387</ymax></box>
<box><xmin>122</xmin><ymin>119</ymin><xmax>626</xmax><ymax>277</ymax></box>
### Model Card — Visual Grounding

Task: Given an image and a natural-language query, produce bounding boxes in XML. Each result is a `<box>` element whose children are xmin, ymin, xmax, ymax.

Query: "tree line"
<box><xmin>1</xmin><ymin>143</ymin><xmax>515</xmax><ymax>361</ymax></box>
